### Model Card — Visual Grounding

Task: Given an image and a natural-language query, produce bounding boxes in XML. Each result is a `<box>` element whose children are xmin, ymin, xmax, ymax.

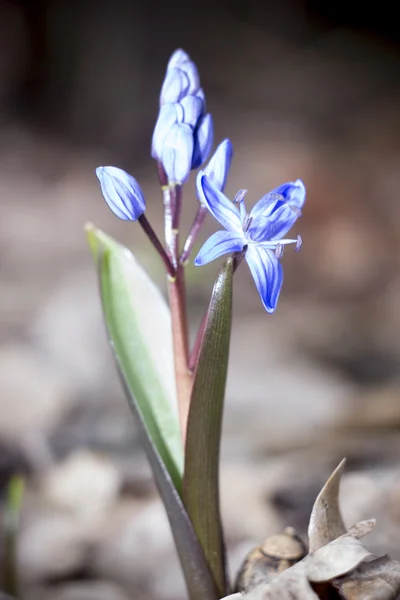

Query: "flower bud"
<box><xmin>160</xmin><ymin>49</ymin><xmax>200</xmax><ymax>105</ymax></box>
<box><xmin>151</xmin><ymin>103</ymin><xmax>182</xmax><ymax>161</ymax></box>
<box><xmin>96</xmin><ymin>166</ymin><xmax>146</xmax><ymax>221</ymax></box>
<box><xmin>161</xmin><ymin>123</ymin><xmax>194</xmax><ymax>183</ymax></box>
<box><xmin>192</xmin><ymin>113</ymin><xmax>214</xmax><ymax>169</ymax></box>
<box><xmin>203</xmin><ymin>138</ymin><xmax>233</xmax><ymax>192</ymax></box>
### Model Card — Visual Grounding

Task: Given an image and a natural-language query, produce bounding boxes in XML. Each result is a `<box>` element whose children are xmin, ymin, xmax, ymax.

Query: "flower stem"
<box><xmin>162</xmin><ymin>186</ymin><xmax>175</xmax><ymax>263</ymax></box>
<box><xmin>180</xmin><ymin>205</ymin><xmax>208</xmax><ymax>265</ymax></box>
<box><xmin>138</xmin><ymin>214</ymin><xmax>175</xmax><ymax>278</ymax></box>
<box><xmin>161</xmin><ymin>183</ymin><xmax>192</xmax><ymax>444</ymax></box>
<box><xmin>168</xmin><ymin>268</ymin><xmax>192</xmax><ymax>444</ymax></box>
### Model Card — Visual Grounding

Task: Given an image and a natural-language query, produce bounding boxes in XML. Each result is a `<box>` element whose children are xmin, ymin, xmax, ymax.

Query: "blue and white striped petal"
<box><xmin>248</xmin><ymin>203</ymin><xmax>301</xmax><ymax>243</ymax></box>
<box><xmin>203</xmin><ymin>139</ymin><xmax>233</xmax><ymax>192</ymax></box>
<box><xmin>251</xmin><ymin>179</ymin><xmax>306</xmax><ymax>219</ymax></box>
<box><xmin>195</xmin><ymin>230</ymin><xmax>245</xmax><ymax>266</ymax></box>
<box><xmin>245</xmin><ymin>245</ymin><xmax>283</xmax><ymax>313</ymax></box>
<box><xmin>196</xmin><ymin>172</ymin><xmax>242</xmax><ymax>233</ymax></box>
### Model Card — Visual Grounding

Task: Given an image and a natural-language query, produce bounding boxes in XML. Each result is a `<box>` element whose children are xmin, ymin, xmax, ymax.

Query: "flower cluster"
<box><xmin>151</xmin><ymin>49</ymin><xmax>213</xmax><ymax>184</ymax></box>
<box><xmin>95</xmin><ymin>48</ymin><xmax>305</xmax><ymax>313</ymax></box>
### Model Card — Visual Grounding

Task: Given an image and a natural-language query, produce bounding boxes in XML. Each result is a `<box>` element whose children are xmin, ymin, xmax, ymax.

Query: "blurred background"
<box><xmin>1</xmin><ymin>0</ymin><xmax>400</xmax><ymax>598</ymax></box>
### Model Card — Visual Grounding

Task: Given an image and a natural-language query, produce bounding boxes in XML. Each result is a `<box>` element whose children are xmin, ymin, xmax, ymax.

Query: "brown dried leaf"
<box><xmin>244</xmin><ymin>570</ymin><xmax>320</xmax><ymax>600</ymax></box>
<box><xmin>333</xmin><ymin>556</ymin><xmax>400</xmax><ymax>600</ymax></box>
<box><xmin>308</xmin><ymin>459</ymin><xmax>347</xmax><ymax>553</ymax></box>
<box><xmin>345</xmin><ymin>519</ymin><xmax>377</xmax><ymax>541</ymax></box>
<box><xmin>243</xmin><ymin>521</ymin><xmax>376</xmax><ymax>600</ymax></box>
<box><xmin>306</xmin><ymin>522</ymin><xmax>375</xmax><ymax>583</ymax></box>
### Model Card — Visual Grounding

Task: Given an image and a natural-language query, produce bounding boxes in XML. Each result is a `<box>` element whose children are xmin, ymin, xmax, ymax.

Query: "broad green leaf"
<box><xmin>86</xmin><ymin>224</ymin><xmax>183</xmax><ymax>491</ymax></box>
<box><xmin>183</xmin><ymin>258</ymin><xmax>233</xmax><ymax>598</ymax></box>
<box><xmin>116</xmin><ymin>364</ymin><xmax>220</xmax><ymax>600</ymax></box>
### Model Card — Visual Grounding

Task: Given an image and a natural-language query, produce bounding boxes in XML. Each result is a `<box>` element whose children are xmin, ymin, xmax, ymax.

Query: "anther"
<box><xmin>275</xmin><ymin>243</ymin><xmax>284</xmax><ymax>259</ymax></box>
<box><xmin>295</xmin><ymin>234</ymin><xmax>302</xmax><ymax>252</ymax></box>
<box><xmin>233</xmin><ymin>189</ymin><xmax>248</xmax><ymax>204</ymax></box>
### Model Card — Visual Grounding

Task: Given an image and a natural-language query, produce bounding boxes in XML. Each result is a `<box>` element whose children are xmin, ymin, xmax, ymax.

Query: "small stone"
<box><xmin>26</xmin><ymin>581</ymin><xmax>131</xmax><ymax>600</ymax></box>
<box><xmin>18</xmin><ymin>509</ymin><xmax>89</xmax><ymax>581</ymax></box>
<box><xmin>0</xmin><ymin>343</ymin><xmax>72</xmax><ymax>442</ymax></box>
<box><xmin>41</xmin><ymin>450</ymin><xmax>121</xmax><ymax>519</ymax></box>
<box><xmin>92</xmin><ymin>499</ymin><xmax>185</xmax><ymax>599</ymax></box>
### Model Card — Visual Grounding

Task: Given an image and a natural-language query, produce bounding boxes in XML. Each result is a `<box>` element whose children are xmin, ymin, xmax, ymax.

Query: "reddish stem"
<box><xmin>138</xmin><ymin>215</ymin><xmax>175</xmax><ymax>278</ymax></box>
<box><xmin>161</xmin><ymin>184</ymin><xmax>193</xmax><ymax>443</ymax></box>
<box><xmin>180</xmin><ymin>205</ymin><xmax>207</xmax><ymax>265</ymax></box>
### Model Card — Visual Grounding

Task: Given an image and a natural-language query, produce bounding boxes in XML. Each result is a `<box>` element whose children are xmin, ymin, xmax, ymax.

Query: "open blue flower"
<box><xmin>195</xmin><ymin>173</ymin><xmax>305</xmax><ymax>313</ymax></box>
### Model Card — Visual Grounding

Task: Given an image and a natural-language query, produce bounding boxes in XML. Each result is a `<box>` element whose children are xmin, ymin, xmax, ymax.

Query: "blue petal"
<box><xmin>203</xmin><ymin>139</ymin><xmax>233</xmax><ymax>192</ymax></box>
<box><xmin>180</xmin><ymin>95</ymin><xmax>203</xmax><ymax>128</ymax></box>
<box><xmin>161</xmin><ymin>123</ymin><xmax>194</xmax><ymax>183</ymax></box>
<box><xmin>246</xmin><ymin>245</ymin><xmax>283</xmax><ymax>313</ymax></box>
<box><xmin>167</xmin><ymin>49</ymin><xmax>191</xmax><ymax>70</ymax></box>
<box><xmin>151</xmin><ymin>103</ymin><xmax>181</xmax><ymax>160</ymax></box>
<box><xmin>248</xmin><ymin>202</ymin><xmax>301</xmax><ymax>242</ymax></box>
<box><xmin>196</xmin><ymin>172</ymin><xmax>242</xmax><ymax>233</ymax></box>
<box><xmin>251</xmin><ymin>179</ymin><xmax>306</xmax><ymax>219</ymax></box>
<box><xmin>194</xmin><ymin>230</ymin><xmax>245</xmax><ymax>266</ymax></box>
<box><xmin>196</xmin><ymin>87</ymin><xmax>206</xmax><ymax>107</ymax></box>
<box><xmin>160</xmin><ymin>68</ymin><xmax>189</xmax><ymax>105</ymax></box>
<box><xmin>96</xmin><ymin>166</ymin><xmax>146</xmax><ymax>221</ymax></box>
<box><xmin>178</xmin><ymin>61</ymin><xmax>200</xmax><ymax>96</ymax></box>
<box><xmin>192</xmin><ymin>113</ymin><xmax>214</xmax><ymax>169</ymax></box>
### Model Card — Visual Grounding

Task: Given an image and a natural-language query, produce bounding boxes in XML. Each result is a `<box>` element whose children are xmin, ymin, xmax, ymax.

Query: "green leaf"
<box><xmin>183</xmin><ymin>258</ymin><xmax>233</xmax><ymax>598</ymax></box>
<box><xmin>116</xmin><ymin>364</ymin><xmax>220</xmax><ymax>600</ymax></box>
<box><xmin>86</xmin><ymin>224</ymin><xmax>183</xmax><ymax>491</ymax></box>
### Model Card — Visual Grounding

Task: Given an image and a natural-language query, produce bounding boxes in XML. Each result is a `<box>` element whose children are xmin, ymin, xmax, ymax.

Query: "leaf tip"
<box><xmin>308</xmin><ymin>458</ymin><xmax>347</xmax><ymax>552</ymax></box>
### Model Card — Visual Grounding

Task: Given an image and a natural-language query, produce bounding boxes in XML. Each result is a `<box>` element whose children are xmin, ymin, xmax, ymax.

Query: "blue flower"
<box><xmin>151</xmin><ymin>49</ymin><xmax>213</xmax><ymax>183</ymax></box>
<box><xmin>96</xmin><ymin>166</ymin><xmax>146</xmax><ymax>221</ymax></box>
<box><xmin>195</xmin><ymin>173</ymin><xmax>305</xmax><ymax>313</ymax></box>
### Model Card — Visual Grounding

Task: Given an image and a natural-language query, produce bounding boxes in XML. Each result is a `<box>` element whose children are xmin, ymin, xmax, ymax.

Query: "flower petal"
<box><xmin>161</xmin><ymin>123</ymin><xmax>194</xmax><ymax>183</ymax></box>
<box><xmin>191</xmin><ymin>113</ymin><xmax>214</xmax><ymax>169</ymax></box>
<box><xmin>203</xmin><ymin>139</ymin><xmax>233</xmax><ymax>192</ymax></box>
<box><xmin>251</xmin><ymin>179</ymin><xmax>306</xmax><ymax>219</ymax></box>
<box><xmin>178</xmin><ymin>61</ymin><xmax>200</xmax><ymax>96</ymax></box>
<box><xmin>96</xmin><ymin>166</ymin><xmax>146</xmax><ymax>221</ymax></box>
<box><xmin>248</xmin><ymin>202</ymin><xmax>301</xmax><ymax>242</ymax></box>
<box><xmin>167</xmin><ymin>48</ymin><xmax>191</xmax><ymax>70</ymax></box>
<box><xmin>194</xmin><ymin>230</ymin><xmax>245</xmax><ymax>266</ymax></box>
<box><xmin>160</xmin><ymin>68</ymin><xmax>190</xmax><ymax>105</ymax></box>
<box><xmin>196</xmin><ymin>172</ymin><xmax>242</xmax><ymax>232</ymax></box>
<box><xmin>151</xmin><ymin>103</ymin><xmax>180</xmax><ymax>160</ymax></box>
<box><xmin>246</xmin><ymin>245</ymin><xmax>283</xmax><ymax>313</ymax></box>
<box><xmin>180</xmin><ymin>95</ymin><xmax>203</xmax><ymax>129</ymax></box>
